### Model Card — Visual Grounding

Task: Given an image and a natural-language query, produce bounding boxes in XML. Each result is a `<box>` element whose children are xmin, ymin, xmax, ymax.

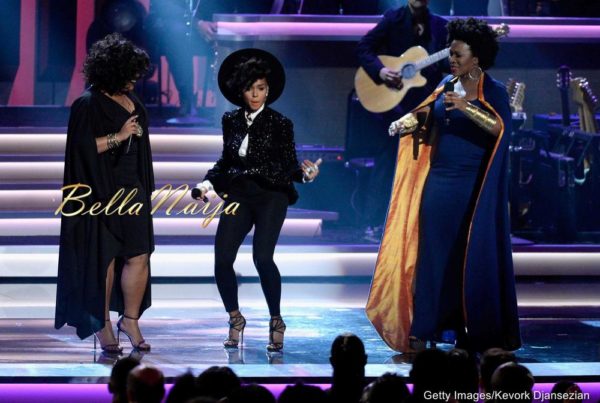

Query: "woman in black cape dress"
<box><xmin>55</xmin><ymin>33</ymin><xmax>154</xmax><ymax>353</ymax></box>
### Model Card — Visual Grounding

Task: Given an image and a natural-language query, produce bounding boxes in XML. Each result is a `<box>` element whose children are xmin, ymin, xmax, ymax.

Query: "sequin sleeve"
<box><xmin>280</xmin><ymin>117</ymin><xmax>304</xmax><ymax>183</ymax></box>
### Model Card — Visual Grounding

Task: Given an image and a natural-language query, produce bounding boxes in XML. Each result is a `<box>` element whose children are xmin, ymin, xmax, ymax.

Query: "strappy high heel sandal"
<box><xmin>266</xmin><ymin>316</ymin><xmax>286</xmax><ymax>353</ymax></box>
<box><xmin>94</xmin><ymin>319</ymin><xmax>123</xmax><ymax>355</ymax></box>
<box><xmin>223</xmin><ymin>313</ymin><xmax>246</xmax><ymax>348</ymax></box>
<box><xmin>117</xmin><ymin>315</ymin><xmax>151</xmax><ymax>351</ymax></box>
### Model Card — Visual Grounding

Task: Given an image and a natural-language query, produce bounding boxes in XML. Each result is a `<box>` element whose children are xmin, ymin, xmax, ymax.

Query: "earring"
<box><xmin>468</xmin><ymin>66</ymin><xmax>483</xmax><ymax>81</ymax></box>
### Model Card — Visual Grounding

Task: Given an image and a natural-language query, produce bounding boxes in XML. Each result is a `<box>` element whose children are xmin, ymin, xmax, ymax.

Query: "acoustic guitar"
<box><xmin>354</xmin><ymin>23</ymin><xmax>510</xmax><ymax>113</ymax></box>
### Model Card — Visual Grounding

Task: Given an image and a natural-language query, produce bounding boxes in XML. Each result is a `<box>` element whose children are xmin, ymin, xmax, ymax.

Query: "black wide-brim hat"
<box><xmin>218</xmin><ymin>48</ymin><xmax>286</xmax><ymax>107</ymax></box>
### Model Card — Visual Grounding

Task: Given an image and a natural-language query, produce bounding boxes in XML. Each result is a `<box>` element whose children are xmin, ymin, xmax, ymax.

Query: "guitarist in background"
<box><xmin>356</xmin><ymin>0</ymin><xmax>448</xmax><ymax>239</ymax></box>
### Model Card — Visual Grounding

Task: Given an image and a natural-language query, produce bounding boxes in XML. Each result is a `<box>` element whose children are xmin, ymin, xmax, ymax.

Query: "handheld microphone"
<box><xmin>191</xmin><ymin>187</ymin><xmax>209</xmax><ymax>203</ymax></box>
<box><xmin>443</xmin><ymin>81</ymin><xmax>454</xmax><ymax>126</ymax></box>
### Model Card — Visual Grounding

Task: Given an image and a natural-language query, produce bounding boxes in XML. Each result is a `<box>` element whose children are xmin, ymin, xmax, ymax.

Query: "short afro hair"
<box><xmin>226</xmin><ymin>57</ymin><xmax>271</xmax><ymax>97</ymax></box>
<box><xmin>447</xmin><ymin>18</ymin><xmax>499</xmax><ymax>70</ymax></box>
<box><xmin>84</xmin><ymin>33</ymin><xmax>149</xmax><ymax>95</ymax></box>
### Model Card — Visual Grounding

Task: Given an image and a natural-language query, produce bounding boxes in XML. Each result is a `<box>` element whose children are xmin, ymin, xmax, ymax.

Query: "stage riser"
<box><xmin>0</xmin><ymin>250</ymin><xmax>369</xmax><ymax>277</ymax></box>
<box><xmin>0</xmin><ymin>191</ymin><xmax>335</xmax><ymax>220</ymax></box>
<box><xmin>0</xmin><ymin>162</ymin><xmax>213</xmax><ymax>186</ymax></box>
<box><xmin>1</xmin><ymin>247</ymin><xmax>598</xmax><ymax>277</ymax></box>
<box><xmin>1</xmin><ymin>162</ymin><xmax>340</xmax><ymax>191</ymax></box>
<box><xmin>0</xmin><ymin>218</ymin><xmax>322</xmax><ymax>237</ymax></box>
<box><xmin>1</xmin><ymin>283</ymin><xmax>598</xmax><ymax>313</ymax></box>
<box><xmin>0</xmin><ymin>191</ymin><xmax>336</xmax><ymax>222</ymax></box>
<box><xmin>0</xmin><ymin>189</ymin><xmax>199</xmax><ymax>211</ymax></box>
<box><xmin>0</xmin><ymin>133</ymin><xmax>222</xmax><ymax>157</ymax></box>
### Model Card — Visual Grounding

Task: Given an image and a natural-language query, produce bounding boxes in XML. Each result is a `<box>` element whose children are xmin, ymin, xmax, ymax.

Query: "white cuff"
<box><xmin>196</xmin><ymin>180</ymin><xmax>214</xmax><ymax>192</ymax></box>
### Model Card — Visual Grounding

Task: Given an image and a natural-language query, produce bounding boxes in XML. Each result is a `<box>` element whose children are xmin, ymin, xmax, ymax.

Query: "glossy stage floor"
<box><xmin>3</xmin><ymin>238</ymin><xmax>600</xmax><ymax>403</ymax></box>
<box><xmin>2</xmin><ymin>269</ymin><xmax>600</xmax><ymax>382</ymax></box>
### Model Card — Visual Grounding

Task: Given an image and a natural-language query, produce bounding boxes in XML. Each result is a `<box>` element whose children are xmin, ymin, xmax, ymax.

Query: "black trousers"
<box><xmin>214</xmin><ymin>177</ymin><xmax>288</xmax><ymax>317</ymax></box>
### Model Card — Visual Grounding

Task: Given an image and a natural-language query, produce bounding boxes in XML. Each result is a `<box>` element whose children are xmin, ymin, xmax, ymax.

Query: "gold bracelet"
<box><xmin>107</xmin><ymin>133</ymin><xmax>115</xmax><ymax>150</ymax></box>
<box><xmin>463</xmin><ymin>103</ymin><xmax>498</xmax><ymax>133</ymax></box>
<box><xmin>113</xmin><ymin>133</ymin><xmax>121</xmax><ymax>149</ymax></box>
<box><xmin>107</xmin><ymin>133</ymin><xmax>121</xmax><ymax>150</ymax></box>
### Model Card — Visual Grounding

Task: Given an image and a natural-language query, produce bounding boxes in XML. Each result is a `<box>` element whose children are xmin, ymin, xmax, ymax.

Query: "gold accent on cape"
<box><xmin>366</xmin><ymin>74</ymin><xmax>506</xmax><ymax>352</ymax></box>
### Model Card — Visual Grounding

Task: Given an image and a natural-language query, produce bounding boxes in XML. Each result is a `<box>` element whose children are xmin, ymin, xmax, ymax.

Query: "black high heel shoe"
<box><xmin>94</xmin><ymin>319</ymin><xmax>123</xmax><ymax>355</ymax></box>
<box><xmin>117</xmin><ymin>315</ymin><xmax>151</xmax><ymax>351</ymax></box>
<box><xmin>224</xmin><ymin>313</ymin><xmax>246</xmax><ymax>348</ymax></box>
<box><xmin>266</xmin><ymin>316</ymin><xmax>286</xmax><ymax>353</ymax></box>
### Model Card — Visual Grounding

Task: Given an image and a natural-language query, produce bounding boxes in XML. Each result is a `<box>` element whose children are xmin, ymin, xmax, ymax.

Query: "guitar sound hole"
<box><xmin>401</xmin><ymin>64</ymin><xmax>416</xmax><ymax>79</ymax></box>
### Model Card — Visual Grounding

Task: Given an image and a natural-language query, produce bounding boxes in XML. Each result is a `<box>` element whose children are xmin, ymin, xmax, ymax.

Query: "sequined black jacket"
<box><xmin>204</xmin><ymin>107</ymin><xmax>304</xmax><ymax>204</ymax></box>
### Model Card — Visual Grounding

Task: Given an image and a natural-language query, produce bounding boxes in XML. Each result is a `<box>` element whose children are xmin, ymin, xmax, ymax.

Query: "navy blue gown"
<box><xmin>410</xmin><ymin>95</ymin><xmax>495</xmax><ymax>340</ymax></box>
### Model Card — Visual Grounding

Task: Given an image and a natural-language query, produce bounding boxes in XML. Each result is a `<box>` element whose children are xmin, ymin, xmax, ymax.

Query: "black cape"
<box><xmin>54</xmin><ymin>88</ymin><xmax>154</xmax><ymax>339</ymax></box>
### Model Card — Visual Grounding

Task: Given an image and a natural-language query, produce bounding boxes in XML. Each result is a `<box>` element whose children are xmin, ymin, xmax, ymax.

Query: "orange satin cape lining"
<box><xmin>365</xmin><ymin>74</ymin><xmax>506</xmax><ymax>352</ymax></box>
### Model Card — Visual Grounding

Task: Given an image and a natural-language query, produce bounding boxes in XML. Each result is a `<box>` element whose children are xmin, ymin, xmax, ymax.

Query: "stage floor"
<box><xmin>1</xmin><ymin>283</ymin><xmax>600</xmax><ymax>383</ymax></box>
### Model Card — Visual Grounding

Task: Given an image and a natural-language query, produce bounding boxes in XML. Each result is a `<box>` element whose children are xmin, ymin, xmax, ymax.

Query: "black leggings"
<box><xmin>214</xmin><ymin>177</ymin><xmax>289</xmax><ymax>317</ymax></box>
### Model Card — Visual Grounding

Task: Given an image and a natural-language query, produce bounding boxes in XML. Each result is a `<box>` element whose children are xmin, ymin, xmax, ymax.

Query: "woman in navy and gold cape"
<box><xmin>366</xmin><ymin>18</ymin><xmax>521</xmax><ymax>353</ymax></box>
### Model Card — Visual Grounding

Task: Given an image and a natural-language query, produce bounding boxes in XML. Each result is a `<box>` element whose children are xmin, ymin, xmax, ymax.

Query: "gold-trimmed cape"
<box><xmin>366</xmin><ymin>74</ymin><xmax>521</xmax><ymax>352</ymax></box>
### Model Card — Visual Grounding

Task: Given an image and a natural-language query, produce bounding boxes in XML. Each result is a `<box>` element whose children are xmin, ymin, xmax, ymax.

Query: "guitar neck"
<box><xmin>509</xmin><ymin>83</ymin><xmax>525</xmax><ymax>113</ymax></box>
<box><xmin>560</xmin><ymin>88</ymin><xmax>571</xmax><ymax>126</ymax></box>
<box><xmin>415</xmin><ymin>48</ymin><xmax>450</xmax><ymax>71</ymax></box>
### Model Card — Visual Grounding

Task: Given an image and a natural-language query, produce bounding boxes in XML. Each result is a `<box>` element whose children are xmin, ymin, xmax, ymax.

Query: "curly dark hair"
<box><xmin>226</xmin><ymin>57</ymin><xmax>271</xmax><ymax>98</ymax></box>
<box><xmin>447</xmin><ymin>18</ymin><xmax>499</xmax><ymax>70</ymax></box>
<box><xmin>83</xmin><ymin>33</ymin><xmax>149</xmax><ymax>95</ymax></box>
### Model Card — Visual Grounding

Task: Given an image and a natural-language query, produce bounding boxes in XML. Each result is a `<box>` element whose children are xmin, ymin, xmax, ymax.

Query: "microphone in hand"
<box><xmin>443</xmin><ymin>81</ymin><xmax>454</xmax><ymax>126</ymax></box>
<box><xmin>191</xmin><ymin>186</ymin><xmax>209</xmax><ymax>203</ymax></box>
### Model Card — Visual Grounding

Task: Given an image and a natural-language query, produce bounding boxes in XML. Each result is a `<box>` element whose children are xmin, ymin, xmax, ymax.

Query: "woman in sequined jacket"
<box><xmin>194</xmin><ymin>48</ymin><xmax>321</xmax><ymax>353</ymax></box>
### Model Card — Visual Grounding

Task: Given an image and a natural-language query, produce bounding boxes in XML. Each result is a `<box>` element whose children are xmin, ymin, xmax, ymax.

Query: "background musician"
<box><xmin>355</xmin><ymin>0</ymin><xmax>448</xmax><ymax>240</ymax></box>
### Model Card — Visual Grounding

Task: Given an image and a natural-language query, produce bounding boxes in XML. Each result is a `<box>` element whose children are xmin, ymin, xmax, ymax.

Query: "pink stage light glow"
<box><xmin>217</xmin><ymin>22</ymin><xmax>600</xmax><ymax>41</ymax></box>
<box><xmin>0</xmin><ymin>383</ymin><xmax>599</xmax><ymax>402</ymax></box>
